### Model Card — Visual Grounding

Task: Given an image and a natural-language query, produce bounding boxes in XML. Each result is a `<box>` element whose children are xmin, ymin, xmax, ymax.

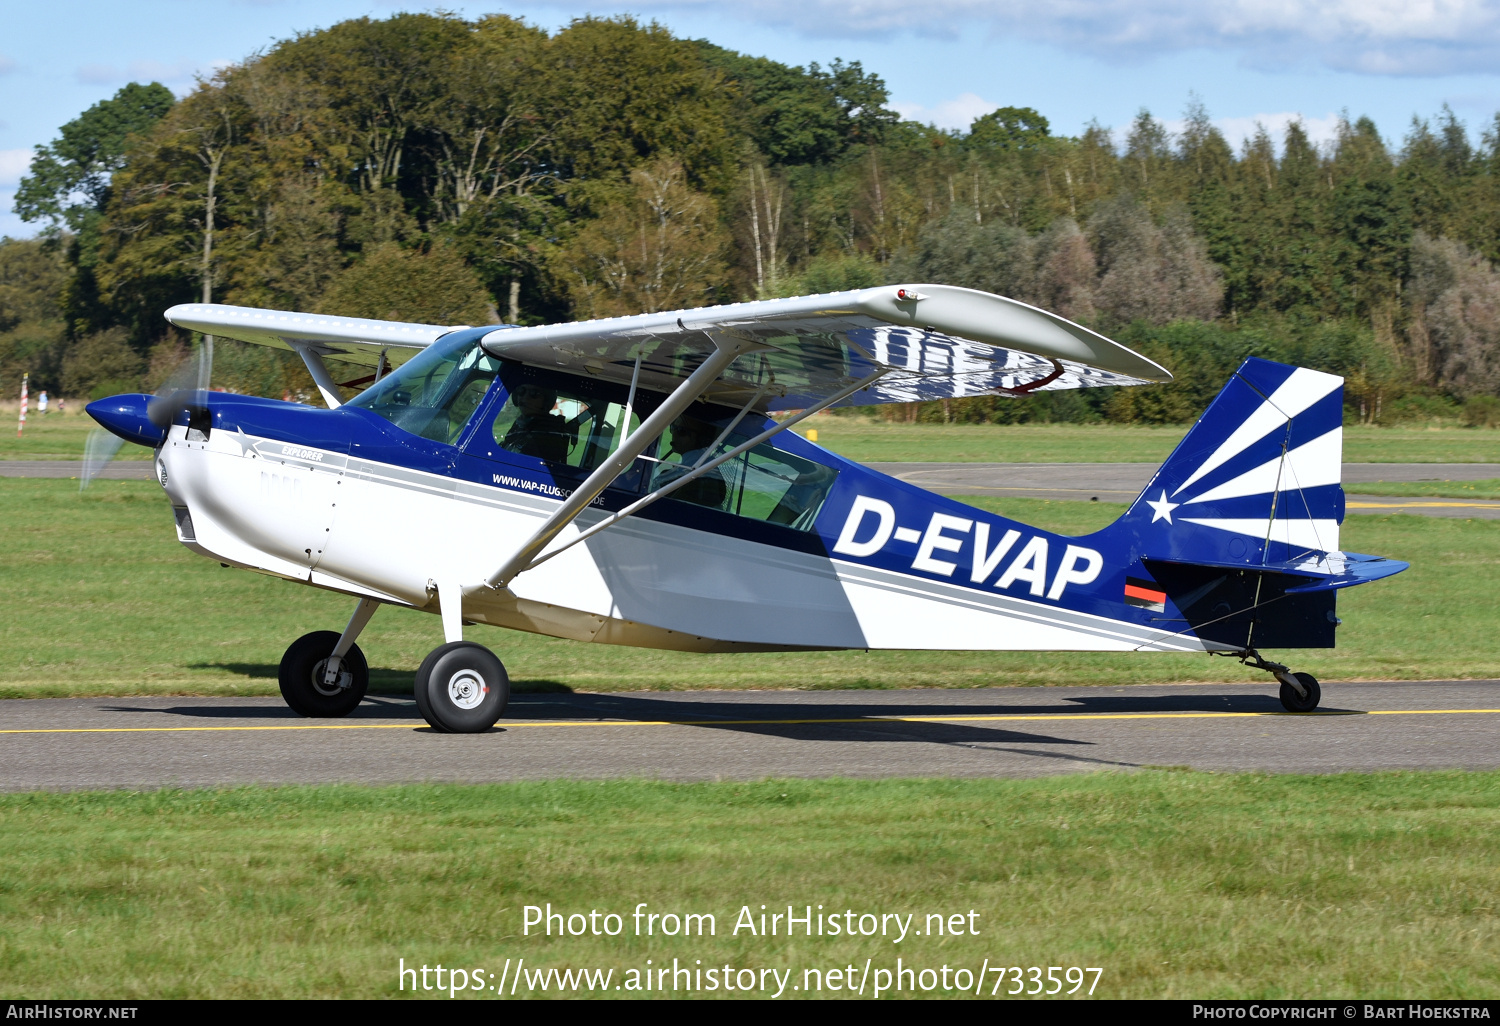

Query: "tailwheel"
<box><xmin>413</xmin><ymin>641</ymin><xmax>509</xmax><ymax>733</ymax></box>
<box><xmin>1278</xmin><ymin>671</ymin><xmax>1321</xmax><ymax>713</ymax></box>
<box><xmin>279</xmin><ymin>630</ymin><xmax>369</xmax><ymax>717</ymax></box>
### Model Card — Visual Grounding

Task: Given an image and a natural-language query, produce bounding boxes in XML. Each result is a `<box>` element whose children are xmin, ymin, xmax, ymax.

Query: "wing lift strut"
<box><xmin>479</xmin><ymin>338</ymin><xmax>888</xmax><ymax>598</ymax></box>
<box><xmin>289</xmin><ymin>342</ymin><xmax>346</xmax><ymax>410</ymax></box>
<box><xmin>301</xmin><ymin>322</ymin><xmax>885</xmax><ymax>687</ymax></box>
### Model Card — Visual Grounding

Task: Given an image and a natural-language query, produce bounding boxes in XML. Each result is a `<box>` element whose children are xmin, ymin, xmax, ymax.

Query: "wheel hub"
<box><xmin>447</xmin><ymin>669</ymin><xmax>488</xmax><ymax>710</ymax></box>
<box><xmin>310</xmin><ymin>658</ymin><xmax>351</xmax><ymax>696</ymax></box>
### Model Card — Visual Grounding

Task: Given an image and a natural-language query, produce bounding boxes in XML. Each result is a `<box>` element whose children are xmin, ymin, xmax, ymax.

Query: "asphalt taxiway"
<box><xmin>2</xmin><ymin>681</ymin><xmax>1496</xmax><ymax>790</ymax></box>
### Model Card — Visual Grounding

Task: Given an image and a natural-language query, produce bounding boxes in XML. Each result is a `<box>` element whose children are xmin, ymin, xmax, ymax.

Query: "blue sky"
<box><xmin>5</xmin><ymin>0</ymin><xmax>1500</xmax><ymax>239</ymax></box>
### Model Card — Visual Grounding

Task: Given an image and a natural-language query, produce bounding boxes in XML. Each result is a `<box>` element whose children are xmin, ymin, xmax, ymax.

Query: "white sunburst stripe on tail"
<box><xmin>1172</xmin><ymin>367</ymin><xmax>1342</xmax><ymax>497</ymax></box>
<box><xmin>1181</xmin><ymin>427</ymin><xmax>1342</xmax><ymax>506</ymax></box>
<box><xmin>1179</xmin><ymin>517</ymin><xmax>1340</xmax><ymax>552</ymax></box>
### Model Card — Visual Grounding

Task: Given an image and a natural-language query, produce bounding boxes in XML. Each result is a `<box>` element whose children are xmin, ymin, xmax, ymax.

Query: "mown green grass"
<box><xmin>1347</xmin><ymin>479</ymin><xmax>1500</xmax><ymax>500</ymax></box>
<box><xmin>794</xmin><ymin>418</ymin><xmax>1500</xmax><ymax>465</ymax></box>
<box><xmin>0</xmin><ymin>479</ymin><xmax>1486</xmax><ymax>698</ymax></box>
<box><xmin>2</xmin><ymin>406</ymin><xmax>150</xmax><ymax>461</ymax></box>
<box><xmin>8</xmin><ymin>411</ymin><xmax>1500</xmax><ymax>465</ymax></box>
<box><xmin>0</xmin><ymin>774</ymin><xmax>1496</xmax><ymax>999</ymax></box>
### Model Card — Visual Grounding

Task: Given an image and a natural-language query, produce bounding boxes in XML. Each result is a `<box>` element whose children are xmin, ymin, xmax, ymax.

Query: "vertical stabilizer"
<box><xmin>1121</xmin><ymin>358</ymin><xmax>1345</xmax><ymax>568</ymax></box>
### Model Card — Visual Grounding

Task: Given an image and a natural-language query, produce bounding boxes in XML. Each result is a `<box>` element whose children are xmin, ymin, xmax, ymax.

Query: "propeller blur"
<box><xmin>81</xmin><ymin>343</ymin><xmax>214</xmax><ymax>490</ymax></box>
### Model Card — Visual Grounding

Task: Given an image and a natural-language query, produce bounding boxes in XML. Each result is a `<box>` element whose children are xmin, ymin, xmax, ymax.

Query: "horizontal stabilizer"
<box><xmin>1281</xmin><ymin>552</ymin><xmax>1410</xmax><ymax>593</ymax></box>
<box><xmin>1146</xmin><ymin>551</ymin><xmax>1410</xmax><ymax>594</ymax></box>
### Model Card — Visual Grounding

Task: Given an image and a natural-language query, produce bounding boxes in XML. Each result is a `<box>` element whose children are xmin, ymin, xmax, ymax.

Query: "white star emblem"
<box><xmin>1146</xmin><ymin>489</ymin><xmax>1179</xmax><ymax>524</ymax></box>
<box><xmin>229</xmin><ymin>426</ymin><xmax>259</xmax><ymax>457</ymax></box>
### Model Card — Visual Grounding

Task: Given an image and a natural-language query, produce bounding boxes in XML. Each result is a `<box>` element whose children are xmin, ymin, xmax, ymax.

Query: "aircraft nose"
<box><xmin>87</xmin><ymin>393</ymin><xmax>167</xmax><ymax>447</ymax></box>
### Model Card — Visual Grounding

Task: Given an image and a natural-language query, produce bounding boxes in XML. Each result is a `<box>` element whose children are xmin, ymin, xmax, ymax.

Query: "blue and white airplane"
<box><xmin>86</xmin><ymin>285</ymin><xmax>1407</xmax><ymax>732</ymax></box>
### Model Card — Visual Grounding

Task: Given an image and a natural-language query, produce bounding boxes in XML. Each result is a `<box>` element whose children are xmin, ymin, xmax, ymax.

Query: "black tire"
<box><xmin>278</xmin><ymin>630</ymin><xmax>369</xmax><ymax>717</ymax></box>
<box><xmin>1279</xmin><ymin>671</ymin><xmax>1321</xmax><ymax>713</ymax></box>
<box><xmin>414</xmin><ymin>641</ymin><xmax>509</xmax><ymax>733</ymax></box>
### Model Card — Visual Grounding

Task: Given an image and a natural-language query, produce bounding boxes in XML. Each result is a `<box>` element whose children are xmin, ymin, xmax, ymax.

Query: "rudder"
<box><xmin>1121</xmin><ymin>357</ymin><xmax>1345</xmax><ymax>568</ymax></box>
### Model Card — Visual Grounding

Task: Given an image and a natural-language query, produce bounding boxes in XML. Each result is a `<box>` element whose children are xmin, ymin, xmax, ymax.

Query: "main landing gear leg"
<box><xmin>1240</xmin><ymin>649</ymin><xmax>1321</xmax><ymax>713</ymax></box>
<box><xmin>278</xmin><ymin>598</ymin><xmax>379</xmax><ymax>717</ymax></box>
<box><xmin>413</xmin><ymin>581</ymin><xmax>509</xmax><ymax>734</ymax></box>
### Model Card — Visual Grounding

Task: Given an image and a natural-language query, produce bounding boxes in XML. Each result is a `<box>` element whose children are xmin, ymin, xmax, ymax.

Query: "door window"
<box><xmin>490</xmin><ymin>381</ymin><xmax>644</xmax><ymax>481</ymax></box>
<box><xmin>651</xmin><ymin>413</ymin><xmax>838</xmax><ymax>531</ymax></box>
<box><xmin>479</xmin><ymin>373</ymin><xmax>838</xmax><ymax>529</ymax></box>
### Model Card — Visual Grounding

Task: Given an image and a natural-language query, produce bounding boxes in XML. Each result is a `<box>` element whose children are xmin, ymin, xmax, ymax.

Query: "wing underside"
<box><xmin>164</xmin><ymin>304</ymin><xmax>463</xmax><ymax>371</ymax></box>
<box><xmin>490</xmin><ymin>285</ymin><xmax>1170</xmax><ymax>411</ymax></box>
<box><xmin>167</xmin><ymin>285</ymin><xmax>1170</xmax><ymax>410</ymax></box>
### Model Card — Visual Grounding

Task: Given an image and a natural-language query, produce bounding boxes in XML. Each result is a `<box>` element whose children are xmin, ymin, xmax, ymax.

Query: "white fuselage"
<box><xmin>156</xmin><ymin>424</ymin><xmax>1213</xmax><ymax>655</ymax></box>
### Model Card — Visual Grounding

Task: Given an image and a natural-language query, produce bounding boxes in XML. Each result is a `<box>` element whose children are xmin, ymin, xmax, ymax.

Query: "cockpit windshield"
<box><xmin>344</xmin><ymin>335</ymin><xmax>501</xmax><ymax>445</ymax></box>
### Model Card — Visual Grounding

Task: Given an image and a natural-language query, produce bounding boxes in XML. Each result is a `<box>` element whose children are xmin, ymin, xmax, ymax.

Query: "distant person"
<box><xmin>56</xmin><ymin>397</ymin><xmax>65</xmax><ymax>415</ymax></box>
<box><xmin>36</xmin><ymin>391</ymin><xmax>47</xmax><ymax>415</ymax></box>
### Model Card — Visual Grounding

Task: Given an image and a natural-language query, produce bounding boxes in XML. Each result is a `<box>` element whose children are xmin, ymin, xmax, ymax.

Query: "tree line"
<box><xmin>3</xmin><ymin>10</ymin><xmax>1500</xmax><ymax>427</ymax></box>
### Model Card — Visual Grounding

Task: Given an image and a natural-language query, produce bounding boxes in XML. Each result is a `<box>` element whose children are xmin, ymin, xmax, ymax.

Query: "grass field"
<box><xmin>8</xmin><ymin>407</ymin><xmax>1500</xmax><ymax>466</ymax></box>
<box><xmin>1347</xmin><ymin>479</ymin><xmax>1500</xmax><ymax>499</ymax></box>
<box><xmin>0</xmin><ymin>478</ymin><xmax>1490</xmax><ymax>698</ymax></box>
<box><xmin>4</xmin><ymin>445</ymin><xmax>1496</xmax><ymax>1005</ymax></box>
<box><xmin>0</xmin><ymin>773</ymin><xmax>1496</xmax><ymax>999</ymax></box>
<box><xmin>794</xmin><ymin>419</ymin><xmax>1500</xmax><ymax>465</ymax></box>
<box><xmin>3</xmin><ymin>407</ymin><xmax>150</xmax><ymax>461</ymax></box>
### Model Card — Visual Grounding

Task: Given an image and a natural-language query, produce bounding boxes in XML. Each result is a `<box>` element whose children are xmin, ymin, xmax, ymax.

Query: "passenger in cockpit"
<box><xmin>658</xmin><ymin>414</ymin><xmax>727</xmax><ymax>509</ymax></box>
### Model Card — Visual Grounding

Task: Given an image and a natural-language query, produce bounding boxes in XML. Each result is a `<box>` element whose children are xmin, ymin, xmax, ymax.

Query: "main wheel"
<box><xmin>1279</xmin><ymin>671</ymin><xmax>1321</xmax><ymax>713</ymax></box>
<box><xmin>413</xmin><ymin>641</ymin><xmax>509</xmax><ymax>733</ymax></box>
<box><xmin>279</xmin><ymin>630</ymin><xmax>369</xmax><ymax>717</ymax></box>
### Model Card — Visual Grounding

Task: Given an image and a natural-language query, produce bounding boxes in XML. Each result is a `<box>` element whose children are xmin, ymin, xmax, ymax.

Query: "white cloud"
<box><xmin>0</xmin><ymin>149</ymin><xmax>32</xmax><ymax>187</ymax></box>
<box><xmin>0</xmin><ymin>153</ymin><xmax>33</xmax><ymax>240</ymax></box>
<box><xmin>1212</xmin><ymin>112</ymin><xmax>1344</xmax><ymax>152</ymax></box>
<box><xmin>622</xmin><ymin>0</ymin><xmax>1500</xmax><ymax>76</ymax></box>
<box><xmin>75</xmin><ymin>58</ymin><xmax>219</xmax><ymax>88</ymax></box>
<box><xmin>1150</xmin><ymin>111</ymin><xmax>1345</xmax><ymax>152</ymax></box>
<box><xmin>892</xmin><ymin>102</ymin><xmax>1346</xmax><ymax>151</ymax></box>
<box><xmin>0</xmin><ymin>209</ymin><xmax>35</xmax><ymax>241</ymax></box>
<box><xmin>892</xmin><ymin>92</ymin><xmax>998</xmax><ymax>130</ymax></box>
<box><xmin>0</xmin><ymin>55</ymin><xmax>16</xmax><ymax>76</ymax></box>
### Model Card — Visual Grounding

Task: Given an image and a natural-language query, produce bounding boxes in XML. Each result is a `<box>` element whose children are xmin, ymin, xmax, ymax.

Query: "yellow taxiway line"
<box><xmin>1</xmin><ymin>708</ymin><xmax>1498</xmax><ymax>735</ymax></box>
<box><xmin>1347</xmin><ymin>499</ymin><xmax>1500</xmax><ymax>509</ymax></box>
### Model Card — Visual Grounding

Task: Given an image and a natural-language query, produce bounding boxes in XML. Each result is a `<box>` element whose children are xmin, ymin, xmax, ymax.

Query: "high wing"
<box><xmin>164</xmin><ymin>304</ymin><xmax>472</xmax><ymax>407</ymax></box>
<box><xmin>164</xmin><ymin>304</ymin><xmax>466</xmax><ymax>370</ymax></box>
<box><xmin>167</xmin><ymin>285</ymin><xmax>1169</xmax><ymax>411</ymax></box>
<box><xmin>481</xmin><ymin>285</ymin><xmax>1169</xmax><ymax>411</ymax></box>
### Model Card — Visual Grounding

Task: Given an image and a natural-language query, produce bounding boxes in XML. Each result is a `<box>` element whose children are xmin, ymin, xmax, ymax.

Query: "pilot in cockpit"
<box><xmin>499</xmin><ymin>383</ymin><xmax>575</xmax><ymax>463</ymax></box>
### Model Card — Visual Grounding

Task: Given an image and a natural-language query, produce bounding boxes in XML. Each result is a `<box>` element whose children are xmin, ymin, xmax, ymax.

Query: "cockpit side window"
<box><xmin>652</xmin><ymin>408</ymin><xmax>838</xmax><ymax>532</ymax></box>
<box><xmin>344</xmin><ymin>335</ymin><xmax>501</xmax><ymax>445</ymax></box>
<box><xmin>486</xmin><ymin>374</ymin><xmax>645</xmax><ymax>484</ymax></box>
<box><xmin>474</xmin><ymin>367</ymin><xmax>838</xmax><ymax>530</ymax></box>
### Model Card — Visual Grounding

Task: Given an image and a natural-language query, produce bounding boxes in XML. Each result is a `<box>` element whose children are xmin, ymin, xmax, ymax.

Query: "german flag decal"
<box><xmin>1124</xmin><ymin>577</ymin><xmax>1167</xmax><ymax>613</ymax></box>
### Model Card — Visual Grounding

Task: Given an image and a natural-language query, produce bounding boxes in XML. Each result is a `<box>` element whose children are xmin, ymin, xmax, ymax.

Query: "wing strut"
<box><xmin>290</xmin><ymin>343</ymin><xmax>345</xmax><ymax>409</ymax></box>
<box><xmin>484</xmin><ymin>334</ymin><xmax>762</xmax><ymax>591</ymax></box>
<box><xmin>511</xmin><ymin>368</ymin><xmax>889</xmax><ymax>579</ymax></box>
